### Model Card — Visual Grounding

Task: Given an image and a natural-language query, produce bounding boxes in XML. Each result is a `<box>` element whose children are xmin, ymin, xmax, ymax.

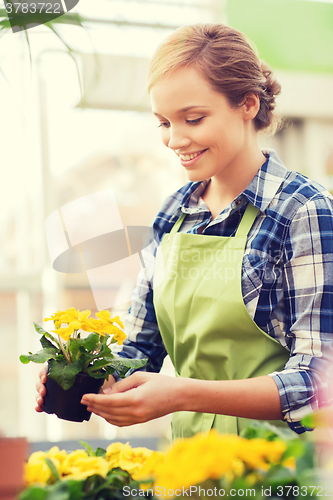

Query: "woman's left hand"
<box><xmin>81</xmin><ymin>372</ymin><xmax>184</xmax><ymax>426</ymax></box>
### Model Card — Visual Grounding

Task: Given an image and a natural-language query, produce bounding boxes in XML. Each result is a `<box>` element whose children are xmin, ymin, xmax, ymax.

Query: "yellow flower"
<box><xmin>46</xmin><ymin>446</ymin><xmax>68</xmax><ymax>471</ymax></box>
<box><xmin>105</xmin><ymin>442</ymin><xmax>125</xmax><ymax>469</ymax></box>
<box><xmin>132</xmin><ymin>451</ymin><xmax>166</xmax><ymax>481</ymax></box>
<box><xmin>61</xmin><ymin>450</ymin><xmax>89</xmax><ymax>475</ymax></box>
<box><xmin>57</xmin><ymin>307</ymin><xmax>80</xmax><ymax>324</ymax></box>
<box><xmin>238</xmin><ymin>438</ymin><xmax>287</xmax><ymax>471</ymax></box>
<box><xmin>24</xmin><ymin>447</ymin><xmax>67</xmax><ymax>485</ymax></box>
<box><xmin>105</xmin><ymin>442</ymin><xmax>157</xmax><ymax>476</ymax></box>
<box><xmin>44</xmin><ymin>311</ymin><xmax>66</xmax><ymax>325</ymax></box>
<box><xmin>113</xmin><ymin>328</ymin><xmax>126</xmax><ymax>345</ymax></box>
<box><xmin>82</xmin><ymin>317</ymin><xmax>107</xmax><ymax>336</ymax></box>
<box><xmin>52</xmin><ymin>325</ymin><xmax>75</xmax><ymax>341</ymax></box>
<box><xmin>24</xmin><ymin>452</ymin><xmax>53</xmax><ymax>485</ymax></box>
<box><xmin>118</xmin><ymin>444</ymin><xmax>155</xmax><ymax>476</ymax></box>
<box><xmin>94</xmin><ymin>310</ymin><xmax>127</xmax><ymax>344</ymax></box>
<box><xmin>63</xmin><ymin>455</ymin><xmax>110</xmax><ymax>481</ymax></box>
<box><xmin>113</xmin><ymin>315</ymin><xmax>125</xmax><ymax>329</ymax></box>
<box><xmin>282</xmin><ymin>456</ymin><xmax>296</xmax><ymax>470</ymax></box>
<box><xmin>96</xmin><ymin>310</ymin><xmax>112</xmax><ymax>322</ymax></box>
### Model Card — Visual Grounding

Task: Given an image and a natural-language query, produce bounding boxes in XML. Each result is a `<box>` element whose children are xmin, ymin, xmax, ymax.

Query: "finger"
<box><xmin>36</xmin><ymin>381</ymin><xmax>46</xmax><ymax>396</ymax></box>
<box><xmin>39</xmin><ymin>367</ymin><xmax>47</xmax><ymax>383</ymax></box>
<box><xmin>85</xmin><ymin>402</ymin><xmax>132</xmax><ymax>417</ymax></box>
<box><xmin>35</xmin><ymin>395</ymin><xmax>44</xmax><ymax>412</ymax></box>
<box><xmin>109</xmin><ymin>374</ymin><xmax>143</xmax><ymax>394</ymax></box>
<box><xmin>88</xmin><ymin>407</ymin><xmax>136</xmax><ymax>426</ymax></box>
<box><xmin>81</xmin><ymin>391</ymin><xmax>135</xmax><ymax>408</ymax></box>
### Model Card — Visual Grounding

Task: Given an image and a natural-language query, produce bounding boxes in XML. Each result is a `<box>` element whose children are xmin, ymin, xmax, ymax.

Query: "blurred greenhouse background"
<box><xmin>0</xmin><ymin>0</ymin><xmax>332</xmax><ymax>450</ymax></box>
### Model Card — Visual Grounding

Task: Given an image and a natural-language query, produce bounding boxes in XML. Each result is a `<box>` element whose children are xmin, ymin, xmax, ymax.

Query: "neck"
<box><xmin>203</xmin><ymin>139</ymin><xmax>266</xmax><ymax>217</ymax></box>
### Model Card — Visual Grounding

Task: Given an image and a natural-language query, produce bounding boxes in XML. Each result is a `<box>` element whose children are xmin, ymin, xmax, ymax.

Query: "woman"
<box><xmin>36</xmin><ymin>24</ymin><xmax>333</xmax><ymax>438</ymax></box>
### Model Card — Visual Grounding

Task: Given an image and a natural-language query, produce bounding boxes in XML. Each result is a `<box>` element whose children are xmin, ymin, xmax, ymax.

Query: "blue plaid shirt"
<box><xmin>116</xmin><ymin>150</ymin><xmax>333</xmax><ymax>433</ymax></box>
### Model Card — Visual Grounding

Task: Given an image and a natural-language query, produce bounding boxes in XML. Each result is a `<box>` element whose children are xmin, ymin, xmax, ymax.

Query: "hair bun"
<box><xmin>256</xmin><ymin>61</ymin><xmax>282</xmax><ymax>132</ymax></box>
<box><xmin>260</xmin><ymin>61</ymin><xmax>281</xmax><ymax>102</ymax></box>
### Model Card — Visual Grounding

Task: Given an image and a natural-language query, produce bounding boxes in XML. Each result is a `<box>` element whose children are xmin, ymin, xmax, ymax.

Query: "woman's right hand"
<box><xmin>35</xmin><ymin>365</ymin><xmax>47</xmax><ymax>412</ymax></box>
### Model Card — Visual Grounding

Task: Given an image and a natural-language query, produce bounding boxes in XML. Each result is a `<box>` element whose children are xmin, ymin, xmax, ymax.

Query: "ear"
<box><xmin>242</xmin><ymin>93</ymin><xmax>260</xmax><ymax>121</ymax></box>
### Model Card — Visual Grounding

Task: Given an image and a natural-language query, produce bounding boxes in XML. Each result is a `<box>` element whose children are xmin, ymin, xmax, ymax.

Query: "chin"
<box><xmin>185</xmin><ymin>172</ymin><xmax>208</xmax><ymax>183</ymax></box>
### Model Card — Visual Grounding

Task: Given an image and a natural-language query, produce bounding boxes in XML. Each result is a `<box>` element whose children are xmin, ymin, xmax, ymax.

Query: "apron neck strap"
<box><xmin>169</xmin><ymin>203</ymin><xmax>259</xmax><ymax>237</ymax></box>
<box><xmin>170</xmin><ymin>211</ymin><xmax>187</xmax><ymax>235</ymax></box>
<box><xmin>235</xmin><ymin>203</ymin><xmax>260</xmax><ymax>237</ymax></box>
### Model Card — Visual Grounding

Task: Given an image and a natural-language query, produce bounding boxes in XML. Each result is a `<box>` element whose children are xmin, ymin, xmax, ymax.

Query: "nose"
<box><xmin>166</xmin><ymin>125</ymin><xmax>191</xmax><ymax>151</ymax></box>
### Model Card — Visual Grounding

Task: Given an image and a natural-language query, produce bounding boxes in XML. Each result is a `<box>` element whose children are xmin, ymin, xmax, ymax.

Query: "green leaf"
<box><xmin>96</xmin><ymin>447</ymin><xmax>106</xmax><ymax>457</ymax></box>
<box><xmin>87</xmin><ymin>359</ymin><xmax>112</xmax><ymax>371</ymax></box>
<box><xmin>97</xmin><ymin>343</ymin><xmax>112</xmax><ymax>357</ymax></box>
<box><xmin>46</xmin><ymin>481</ymin><xmax>73</xmax><ymax>500</ymax></box>
<box><xmin>105</xmin><ymin>357</ymin><xmax>148</xmax><ymax>377</ymax></box>
<box><xmin>296</xmin><ymin>441</ymin><xmax>316</xmax><ymax>477</ymax></box>
<box><xmin>19</xmin><ymin>355</ymin><xmax>31</xmax><ymax>365</ymax></box>
<box><xmin>281</xmin><ymin>439</ymin><xmax>305</xmax><ymax>462</ymax></box>
<box><xmin>40</xmin><ymin>335</ymin><xmax>59</xmax><ymax>351</ymax></box>
<box><xmin>20</xmin><ymin>348</ymin><xmax>58</xmax><ymax>364</ymax></box>
<box><xmin>85</xmin><ymin>370</ymin><xmax>107</xmax><ymax>380</ymax></box>
<box><xmin>79</xmin><ymin>440</ymin><xmax>95</xmax><ymax>456</ymax></box>
<box><xmin>105</xmin><ymin>366</ymin><xmax>115</xmax><ymax>376</ymax></box>
<box><xmin>44</xmin><ymin>457</ymin><xmax>60</xmax><ymax>482</ymax></box>
<box><xmin>48</xmin><ymin>358</ymin><xmax>85</xmax><ymax>391</ymax></box>
<box><xmin>34</xmin><ymin>323</ymin><xmax>60</xmax><ymax>347</ymax></box>
<box><xmin>240</xmin><ymin>421</ymin><xmax>297</xmax><ymax>441</ymax></box>
<box><xmin>263</xmin><ymin>464</ymin><xmax>297</xmax><ymax>490</ymax></box>
<box><xmin>301</xmin><ymin>414</ymin><xmax>315</xmax><ymax>428</ymax></box>
<box><xmin>69</xmin><ymin>333</ymin><xmax>100</xmax><ymax>356</ymax></box>
<box><xmin>56</xmin><ymin>479</ymin><xmax>83</xmax><ymax>500</ymax></box>
<box><xmin>18</xmin><ymin>485</ymin><xmax>47</xmax><ymax>500</ymax></box>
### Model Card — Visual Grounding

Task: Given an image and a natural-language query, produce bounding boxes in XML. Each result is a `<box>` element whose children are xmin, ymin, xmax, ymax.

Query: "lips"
<box><xmin>177</xmin><ymin>149</ymin><xmax>208</xmax><ymax>167</ymax></box>
<box><xmin>178</xmin><ymin>149</ymin><xmax>207</xmax><ymax>161</ymax></box>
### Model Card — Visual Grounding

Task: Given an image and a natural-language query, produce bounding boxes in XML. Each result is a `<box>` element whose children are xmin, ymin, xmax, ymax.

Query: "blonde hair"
<box><xmin>148</xmin><ymin>23</ymin><xmax>281</xmax><ymax>133</ymax></box>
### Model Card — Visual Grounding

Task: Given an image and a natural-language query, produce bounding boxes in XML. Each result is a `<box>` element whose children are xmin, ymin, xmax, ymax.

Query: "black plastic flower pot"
<box><xmin>42</xmin><ymin>371</ymin><xmax>105</xmax><ymax>422</ymax></box>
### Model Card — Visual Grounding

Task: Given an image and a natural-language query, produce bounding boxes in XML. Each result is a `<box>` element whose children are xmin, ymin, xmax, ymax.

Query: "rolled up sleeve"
<box><xmin>269</xmin><ymin>196</ymin><xmax>333</xmax><ymax>433</ymax></box>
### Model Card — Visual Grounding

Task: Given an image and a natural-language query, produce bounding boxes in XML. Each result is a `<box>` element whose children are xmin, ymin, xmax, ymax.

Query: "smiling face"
<box><xmin>150</xmin><ymin>65</ymin><xmax>260</xmax><ymax>185</ymax></box>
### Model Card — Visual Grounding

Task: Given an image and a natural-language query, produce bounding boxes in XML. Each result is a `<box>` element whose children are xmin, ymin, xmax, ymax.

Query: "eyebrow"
<box><xmin>153</xmin><ymin>105</ymin><xmax>210</xmax><ymax>118</ymax></box>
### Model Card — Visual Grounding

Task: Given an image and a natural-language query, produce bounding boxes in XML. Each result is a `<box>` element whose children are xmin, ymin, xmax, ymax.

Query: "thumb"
<box><xmin>105</xmin><ymin>373</ymin><xmax>143</xmax><ymax>394</ymax></box>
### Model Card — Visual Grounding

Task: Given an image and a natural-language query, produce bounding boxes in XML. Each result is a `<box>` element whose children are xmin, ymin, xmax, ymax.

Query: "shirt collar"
<box><xmin>179</xmin><ymin>149</ymin><xmax>288</xmax><ymax>215</ymax></box>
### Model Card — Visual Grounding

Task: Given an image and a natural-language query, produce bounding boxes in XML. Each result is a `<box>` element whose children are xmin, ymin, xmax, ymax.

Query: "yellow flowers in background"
<box><xmin>24</xmin><ymin>441</ymin><xmax>162</xmax><ymax>486</ymax></box>
<box><xmin>134</xmin><ymin>430</ymin><xmax>295</xmax><ymax>496</ymax></box>
<box><xmin>21</xmin><ymin>425</ymin><xmax>313</xmax><ymax>500</ymax></box>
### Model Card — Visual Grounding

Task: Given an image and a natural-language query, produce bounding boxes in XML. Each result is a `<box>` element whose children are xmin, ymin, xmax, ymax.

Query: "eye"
<box><xmin>157</xmin><ymin>122</ymin><xmax>170</xmax><ymax>128</ymax></box>
<box><xmin>186</xmin><ymin>117</ymin><xmax>205</xmax><ymax>125</ymax></box>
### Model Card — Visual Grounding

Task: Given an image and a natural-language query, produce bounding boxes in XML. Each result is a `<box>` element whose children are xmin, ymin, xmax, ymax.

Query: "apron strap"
<box><xmin>170</xmin><ymin>212</ymin><xmax>187</xmax><ymax>235</ymax></box>
<box><xmin>235</xmin><ymin>203</ymin><xmax>260</xmax><ymax>238</ymax></box>
<box><xmin>170</xmin><ymin>203</ymin><xmax>259</xmax><ymax>237</ymax></box>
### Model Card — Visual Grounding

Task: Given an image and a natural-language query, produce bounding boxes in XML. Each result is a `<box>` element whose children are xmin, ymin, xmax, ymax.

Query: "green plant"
<box><xmin>0</xmin><ymin>7</ymin><xmax>89</xmax><ymax>87</ymax></box>
<box><xmin>20</xmin><ymin>308</ymin><xmax>147</xmax><ymax>390</ymax></box>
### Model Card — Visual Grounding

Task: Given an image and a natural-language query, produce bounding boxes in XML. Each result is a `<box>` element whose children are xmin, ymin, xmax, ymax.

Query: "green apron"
<box><xmin>153</xmin><ymin>202</ymin><xmax>290</xmax><ymax>438</ymax></box>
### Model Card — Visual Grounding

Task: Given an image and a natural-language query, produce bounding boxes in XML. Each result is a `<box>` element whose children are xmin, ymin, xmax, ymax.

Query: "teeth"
<box><xmin>180</xmin><ymin>151</ymin><xmax>203</xmax><ymax>161</ymax></box>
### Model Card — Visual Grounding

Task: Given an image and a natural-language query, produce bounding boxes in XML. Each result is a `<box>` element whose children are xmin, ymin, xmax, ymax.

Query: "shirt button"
<box><xmin>235</xmin><ymin>198</ymin><xmax>242</xmax><ymax>206</ymax></box>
